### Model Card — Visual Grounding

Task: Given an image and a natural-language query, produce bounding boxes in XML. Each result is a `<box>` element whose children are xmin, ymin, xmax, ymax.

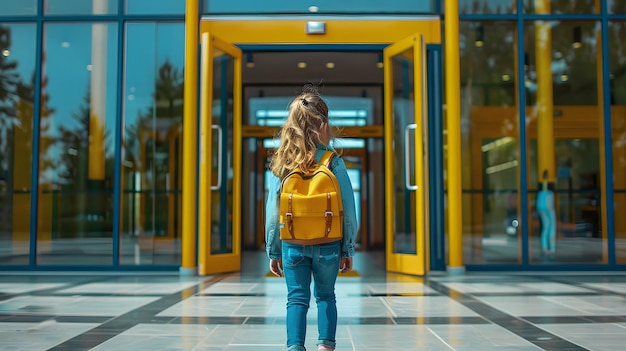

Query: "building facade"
<box><xmin>0</xmin><ymin>0</ymin><xmax>624</xmax><ymax>273</ymax></box>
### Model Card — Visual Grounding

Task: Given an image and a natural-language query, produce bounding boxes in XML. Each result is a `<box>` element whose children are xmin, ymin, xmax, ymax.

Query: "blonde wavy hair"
<box><xmin>270</xmin><ymin>85</ymin><xmax>333</xmax><ymax>179</ymax></box>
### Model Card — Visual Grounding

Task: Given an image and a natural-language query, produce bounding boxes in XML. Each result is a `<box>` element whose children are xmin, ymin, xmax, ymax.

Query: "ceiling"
<box><xmin>241</xmin><ymin>51</ymin><xmax>384</xmax><ymax>85</ymax></box>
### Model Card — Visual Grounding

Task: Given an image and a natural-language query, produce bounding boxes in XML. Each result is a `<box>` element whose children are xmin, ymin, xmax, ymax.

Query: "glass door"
<box><xmin>384</xmin><ymin>33</ymin><xmax>428</xmax><ymax>275</ymax></box>
<box><xmin>198</xmin><ymin>33</ymin><xmax>242</xmax><ymax>275</ymax></box>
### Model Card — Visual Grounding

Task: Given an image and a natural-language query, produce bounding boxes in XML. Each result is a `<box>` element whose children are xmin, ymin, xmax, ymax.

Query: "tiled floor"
<box><xmin>0</xmin><ymin>252</ymin><xmax>625</xmax><ymax>351</ymax></box>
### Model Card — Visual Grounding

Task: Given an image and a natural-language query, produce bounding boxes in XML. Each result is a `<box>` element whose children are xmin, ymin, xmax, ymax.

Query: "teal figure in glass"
<box><xmin>536</xmin><ymin>170</ymin><xmax>556</xmax><ymax>257</ymax></box>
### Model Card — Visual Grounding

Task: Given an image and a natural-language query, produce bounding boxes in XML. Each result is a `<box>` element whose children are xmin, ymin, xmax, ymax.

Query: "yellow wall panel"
<box><xmin>202</xmin><ymin>19</ymin><xmax>441</xmax><ymax>45</ymax></box>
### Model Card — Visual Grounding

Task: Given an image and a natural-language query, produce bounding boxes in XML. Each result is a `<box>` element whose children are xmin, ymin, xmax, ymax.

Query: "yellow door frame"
<box><xmin>183</xmin><ymin>14</ymin><xmax>443</xmax><ymax>276</ymax></box>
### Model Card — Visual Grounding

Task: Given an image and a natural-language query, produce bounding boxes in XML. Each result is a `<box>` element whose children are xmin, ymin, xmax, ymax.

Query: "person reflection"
<box><xmin>536</xmin><ymin>170</ymin><xmax>556</xmax><ymax>258</ymax></box>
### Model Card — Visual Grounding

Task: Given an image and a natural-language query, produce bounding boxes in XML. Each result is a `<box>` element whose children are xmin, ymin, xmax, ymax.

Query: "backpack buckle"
<box><xmin>325</xmin><ymin>211</ymin><xmax>333</xmax><ymax>221</ymax></box>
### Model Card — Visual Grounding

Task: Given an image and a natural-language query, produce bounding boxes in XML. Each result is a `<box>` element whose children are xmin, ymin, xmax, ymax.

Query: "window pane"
<box><xmin>609</xmin><ymin>21</ymin><xmax>626</xmax><ymax>264</ymax></box>
<box><xmin>460</xmin><ymin>22</ymin><xmax>520</xmax><ymax>264</ymax></box>
<box><xmin>0</xmin><ymin>0</ymin><xmax>37</xmax><ymax>16</ymax></box>
<box><xmin>45</xmin><ymin>0</ymin><xmax>117</xmax><ymax>15</ymax></box>
<box><xmin>459</xmin><ymin>0</ymin><xmax>516</xmax><ymax>14</ymax></box>
<box><xmin>391</xmin><ymin>48</ymin><xmax>417</xmax><ymax>255</ymax></box>
<box><xmin>609</xmin><ymin>0</ymin><xmax>626</xmax><ymax>14</ymax></box>
<box><xmin>204</xmin><ymin>0</ymin><xmax>436</xmax><ymax>14</ymax></box>
<box><xmin>126</xmin><ymin>0</ymin><xmax>185</xmax><ymax>15</ymax></box>
<box><xmin>0</xmin><ymin>23</ymin><xmax>37</xmax><ymax>265</ymax></box>
<box><xmin>525</xmin><ymin>21</ymin><xmax>603</xmax><ymax>264</ymax></box>
<box><xmin>40</xmin><ymin>22</ymin><xmax>118</xmax><ymax>265</ymax></box>
<box><xmin>524</xmin><ymin>0</ymin><xmax>597</xmax><ymax>14</ymax></box>
<box><xmin>122</xmin><ymin>22</ymin><xmax>185</xmax><ymax>266</ymax></box>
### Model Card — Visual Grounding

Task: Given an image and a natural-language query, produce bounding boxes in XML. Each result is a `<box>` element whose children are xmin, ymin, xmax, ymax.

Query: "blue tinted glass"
<box><xmin>40</xmin><ymin>22</ymin><xmax>119</xmax><ymax>265</ymax></box>
<box><xmin>0</xmin><ymin>0</ymin><xmax>37</xmax><ymax>15</ymax></box>
<box><xmin>459</xmin><ymin>0</ymin><xmax>516</xmax><ymax>14</ymax></box>
<box><xmin>121</xmin><ymin>22</ymin><xmax>185</xmax><ymax>265</ymax></box>
<box><xmin>205</xmin><ymin>0</ymin><xmax>435</xmax><ymax>14</ymax></box>
<box><xmin>126</xmin><ymin>0</ymin><xmax>185</xmax><ymax>14</ymax></box>
<box><xmin>45</xmin><ymin>0</ymin><xmax>118</xmax><ymax>15</ymax></box>
<box><xmin>0</xmin><ymin>23</ymin><xmax>37</xmax><ymax>265</ymax></box>
<box><xmin>524</xmin><ymin>0</ymin><xmax>596</xmax><ymax>13</ymax></box>
<box><xmin>609</xmin><ymin>0</ymin><xmax>626</xmax><ymax>14</ymax></box>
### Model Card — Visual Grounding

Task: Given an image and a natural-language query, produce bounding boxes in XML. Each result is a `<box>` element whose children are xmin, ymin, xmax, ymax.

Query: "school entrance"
<box><xmin>185</xmin><ymin>17</ymin><xmax>444</xmax><ymax>276</ymax></box>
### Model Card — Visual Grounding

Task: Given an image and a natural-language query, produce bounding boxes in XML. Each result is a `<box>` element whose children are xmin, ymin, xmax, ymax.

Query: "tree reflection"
<box><xmin>0</xmin><ymin>26</ymin><xmax>19</xmax><ymax>173</ymax></box>
<box><xmin>123</xmin><ymin>59</ymin><xmax>183</xmax><ymax>237</ymax></box>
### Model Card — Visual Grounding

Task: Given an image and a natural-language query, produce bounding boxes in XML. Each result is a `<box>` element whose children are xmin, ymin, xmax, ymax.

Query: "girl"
<box><xmin>265</xmin><ymin>84</ymin><xmax>358</xmax><ymax>351</ymax></box>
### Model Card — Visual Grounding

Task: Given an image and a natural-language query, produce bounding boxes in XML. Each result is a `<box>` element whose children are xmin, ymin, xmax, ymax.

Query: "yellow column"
<box><xmin>444</xmin><ymin>0</ymin><xmax>464</xmax><ymax>274</ymax></box>
<box><xmin>535</xmin><ymin>0</ymin><xmax>555</xmax><ymax>183</ymax></box>
<box><xmin>181</xmin><ymin>0</ymin><xmax>199</xmax><ymax>275</ymax></box>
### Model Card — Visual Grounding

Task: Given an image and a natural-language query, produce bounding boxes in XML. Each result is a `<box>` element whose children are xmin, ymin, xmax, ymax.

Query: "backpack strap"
<box><xmin>325</xmin><ymin>193</ymin><xmax>332</xmax><ymax>236</ymax></box>
<box><xmin>319</xmin><ymin>150</ymin><xmax>336</xmax><ymax>168</ymax></box>
<box><xmin>320</xmin><ymin>150</ymin><xmax>337</xmax><ymax>236</ymax></box>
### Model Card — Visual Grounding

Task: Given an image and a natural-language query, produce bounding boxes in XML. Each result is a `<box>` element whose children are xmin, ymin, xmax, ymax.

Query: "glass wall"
<box><xmin>1</xmin><ymin>1</ymin><xmax>184</xmax><ymax>269</ymax></box>
<box><xmin>609</xmin><ymin>1</ymin><xmax>626</xmax><ymax>13</ymax></box>
<box><xmin>0</xmin><ymin>23</ymin><xmax>37</xmax><ymax>265</ymax></box>
<box><xmin>459</xmin><ymin>22</ymin><xmax>519</xmax><ymax>264</ymax></box>
<box><xmin>524</xmin><ymin>0</ymin><xmax>597</xmax><ymax>13</ymax></box>
<box><xmin>525</xmin><ymin>21</ymin><xmax>603</xmax><ymax>263</ymax></box>
<box><xmin>126</xmin><ymin>0</ymin><xmax>184</xmax><ymax>15</ymax></box>
<box><xmin>459</xmin><ymin>0</ymin><xmax>517</xmax><ymax>14</ymax></box>
<box><xmin>0</xmin><ymin>1</ymin><xmax>37</xmax><ymax>15</ymax></box>
<box><xmin>45</xmin><ymin>0</ymin><xmax>118</xmax><ymax>15</ymax></box>
<box><xmin>121</xmin><ymin>22</ymin><xmax>185</xmax><ymax>265</ymax></box>
<box><xmin>460</xmin><ymin>1</ymin><xmax>623</xmax><ymax>268</ymax></box>
<box><xmin>38</xmin><ymin>22</ymin><xmax>118</xmax><ymax>265</ymax></box>
<box><xmin>609</xmin><ymin>20</ymin><xmax>626</xmax><ymax>264</ymax></box>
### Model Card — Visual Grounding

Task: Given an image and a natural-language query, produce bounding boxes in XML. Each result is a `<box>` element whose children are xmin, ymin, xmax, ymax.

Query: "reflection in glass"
<box><xmin>525</xmin><ymin>21</ymin><xmax>603</xmax><ymax>264</ymax></box>
<box><xmin>609</xmin><ymin>21</ymin><xmax>626</xmax><ymax>263</ymax></box>
<box><xmin>45</xmin><ymin>0</ymin><xmax>118</xmax><ymax>15</ymax></box>
<box><xmin>121</xmin><ymin>23</ymin><xmax>185</xmax><ymax>265</ymax></box>
<box><xmin>609</xmin><ymin>0</ymin><xmax>626</xmax><ymax>14</ymax></box>
<box><xmin>524</xmin><ymin>0</ymin><xmax>596</xmax><ymax>14</ymax></box>
<box><xmin>126</xmin><ymin>0</ymin><xmax>185</xmax><ymax>15</ymax></box>
<box><xmin>0</xmin><ymin>23</ymin><xmax>37</xmax><ymax>265</ymax></box>
<box><xmin>39</xmin><ymin>23</ymin><xmax>118</xmax><ymax>265</ymax></box>
<box><xmin>391</xmin><ymin>48</ymin><xmax>416</xmax><ymax>255</ymax></box>
<box><xmin>210</xmin><ymin>49</ymin><xmax>235</xmax><ymax>255</ymax></box>
<box><xmin>459</xmin><ymin>22</ymin><xmax>519</xmax><ymax>264</ymax></box>
<box><xmin>0</xmin><ymin>0</ymin><xmax>37</xmax><ymax>15</ymax></box>
<box><xmin>459</xmin><ymin>0</ymin><xmax>516</xmax><ymax>14</ymax></box>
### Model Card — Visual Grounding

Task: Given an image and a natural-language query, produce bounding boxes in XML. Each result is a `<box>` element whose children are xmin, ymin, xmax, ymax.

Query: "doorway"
<box><xmin>239</xmin><ymin>53</ymin><xmax>387</xmax><ymax>253</ymax></box>
<box><xmin>195</xmin><ymin>19</ymin><xmax>442</xmax><ymax>276</ymax></box>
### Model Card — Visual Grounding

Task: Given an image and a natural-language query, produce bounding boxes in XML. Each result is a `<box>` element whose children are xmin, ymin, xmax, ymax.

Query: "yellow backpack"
<box><xmin>279</xmin><ymin>151</ymin><xmax>343</xmax><ymax>244</ymax></box>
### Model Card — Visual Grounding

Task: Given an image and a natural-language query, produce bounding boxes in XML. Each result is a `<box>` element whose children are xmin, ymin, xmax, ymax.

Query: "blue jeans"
<box><xmin>282</xmin><ymin>241</ymin><xmax>340</xmax><ymax>351</ymax></box>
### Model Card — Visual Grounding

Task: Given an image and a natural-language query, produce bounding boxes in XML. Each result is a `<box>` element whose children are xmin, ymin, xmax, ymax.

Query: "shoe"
<box><xmin>318</xmin><ymin>345</ymin><xmax>335</xmax><ymax>351</ymax></box>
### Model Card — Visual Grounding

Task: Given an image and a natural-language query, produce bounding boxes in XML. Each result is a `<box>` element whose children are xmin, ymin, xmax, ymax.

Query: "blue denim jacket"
<box><xmin>265</xmin><ymin>145</ymin><xmax>358</xmax><ymax>260</ymax></box>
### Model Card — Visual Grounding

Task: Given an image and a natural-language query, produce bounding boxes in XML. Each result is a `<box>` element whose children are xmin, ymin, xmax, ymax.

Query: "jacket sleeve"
<box><xmin>265</xmin><ymin>174</ymin><xmax>282</xmax><ymax>260</ymax></box>
<box><xmin>332</xmin><ymin>156</ymin><xmax>358</xmax><ymax>258</ymax></box>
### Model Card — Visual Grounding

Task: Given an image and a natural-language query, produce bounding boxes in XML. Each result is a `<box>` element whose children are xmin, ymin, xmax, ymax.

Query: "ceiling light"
<box><xmin>572</xmin><ymin>26</ymin><xmax>582</xmax><ymax>49</ymax></box>
<box><xmin>560</xmin><ymin>74</ymin><xmax>569</xmax><ymax>82</ymax></box>
<box><xmin>325</xmin><ymin>62</ymin><xmax>335</xmax><ymax>69</ymax></box>
<box><xmin>377</xmin><ymin>53</ymin><xmax>383</xmax><ymax>68</ymax></box>
<box><xmin>474</xmin><ymin>25</ymin><xmax>484</xmax><ymax>47</ymax></box>
<box><xmin>1</xmin><ymin>49</ymin><xmax>9</xmax><ymax>57</ymax></box>
<box><xmin>297</xmin><ymin>62</ymin><xmax>307</xmax><ymax>69</ymax></box>
<box><xmin>61</xmin><ymin>41</ymin><xmax>70</xmax><ymax>48</ymax></box>
<box><xmin>501</xmin><ymin>74</ymin><xmax>511</xmax><ymax>81</ymax></box>
<box><xmin>246</xmin><ymin>53</ymin><xmax>255</xmax><ymax>68</ymax></box>
<box><xmin>86</xmin><ymin>64</ymin><xmax>93</xmax><ymax>71</ymax></box>
<box><xmin>308</xmin><ymin>6</ymin><xmax>319</xmax><ymax>12</ymax></box>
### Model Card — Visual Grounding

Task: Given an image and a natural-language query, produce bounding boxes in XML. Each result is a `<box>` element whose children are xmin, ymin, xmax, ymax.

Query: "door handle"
<box><xmin>404</xmin><ymin>123</ymin><xmax>418</xmax><ymax>191</ymax></box>
<box><xmin>211</xmin><ymin>125</ymin><xmax>223</xmax><ymax>190</ymax></box>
